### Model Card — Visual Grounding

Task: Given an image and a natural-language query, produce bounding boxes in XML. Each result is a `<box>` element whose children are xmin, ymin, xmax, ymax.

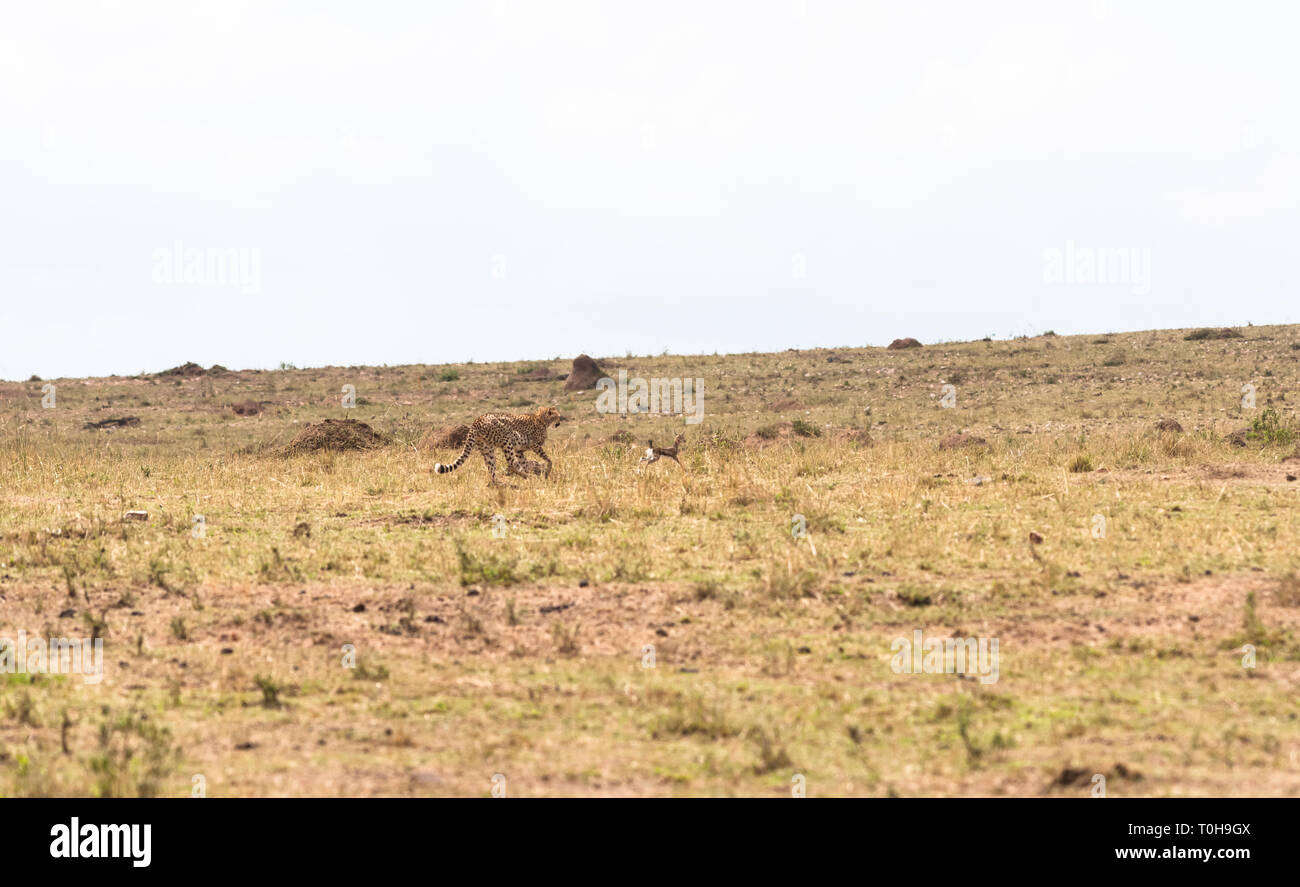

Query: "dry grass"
<box><xmin>2</xmin><ymin>324</ymin><xmax>1299</xmax><ymax>796</ymax></box>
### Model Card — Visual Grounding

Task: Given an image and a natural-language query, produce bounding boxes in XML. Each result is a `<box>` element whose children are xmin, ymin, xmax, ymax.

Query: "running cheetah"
<box><xmin>434</xmin><ymin>406</ymin><xmax>562</xmax><ymax>484</ymax></box>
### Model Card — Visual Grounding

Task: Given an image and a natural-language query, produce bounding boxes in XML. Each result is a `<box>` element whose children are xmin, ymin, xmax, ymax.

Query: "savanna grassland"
<box><xmin>2</xmin><ymin>325</ymin><xmax>1299</xmax><ymax>797</ymax></box>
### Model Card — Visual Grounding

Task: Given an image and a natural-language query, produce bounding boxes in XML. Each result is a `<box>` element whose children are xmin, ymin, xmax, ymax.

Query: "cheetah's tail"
<box><xmin>434</xmin><ymin>433</ymin><xmax>474</xmax><ymax>475</ymax></box>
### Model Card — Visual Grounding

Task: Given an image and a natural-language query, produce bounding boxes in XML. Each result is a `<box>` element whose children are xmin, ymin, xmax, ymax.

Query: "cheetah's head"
<box><xmin>537</xmin><ymin>406</ymin><xmax>563</xmax><ymax>427</ymax></box>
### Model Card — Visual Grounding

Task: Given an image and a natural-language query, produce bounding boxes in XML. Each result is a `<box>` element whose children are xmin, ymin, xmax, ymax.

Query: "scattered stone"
<box><xmin>123</xmin><ymin>510</ymin><xmax>148</xmax><ymax>521</ymax></box>
<box><xmin>231</xmin><ymin>400</ymin><xmax>262</xmax><ymax>416</ymax></box>
<box><xmin>887</xmin><ymin>337</ymin><xmax>923</xmax><ymax>350</ymax></box>
<box><xmin>1153</xmin><ymin>419</ymin><xmax>1183</xmax><ymax>433</ymax></box>
<box><xmin>1029</xmin><ymin>531</ymin><xmax>1044</xmax><ymax>544</ymax></box>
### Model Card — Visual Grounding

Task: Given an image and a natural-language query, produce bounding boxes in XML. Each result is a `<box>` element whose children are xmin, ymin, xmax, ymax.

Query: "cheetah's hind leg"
<box><xmin>503</xmin><ymin>442</ymin><xmax>532</xmax><ymax>478</ymax></box>
<box><xmin>481</xmin><ymin>447</ymin><xmax>504</xmax><ymax>485</ymax></box>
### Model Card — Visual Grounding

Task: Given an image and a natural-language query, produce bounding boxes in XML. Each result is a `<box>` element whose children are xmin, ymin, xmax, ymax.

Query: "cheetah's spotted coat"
<box><xmin>434</xmin><ymin>406</ymin><xmax>562</xmax><ymax>484</ymax></box>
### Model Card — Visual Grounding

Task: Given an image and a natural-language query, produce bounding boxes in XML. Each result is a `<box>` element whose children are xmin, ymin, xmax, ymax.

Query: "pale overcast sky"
<box><xmin>1</xmin><ymin>1</ymin><xmax>1296</xmax><ymax>379</ymax></box>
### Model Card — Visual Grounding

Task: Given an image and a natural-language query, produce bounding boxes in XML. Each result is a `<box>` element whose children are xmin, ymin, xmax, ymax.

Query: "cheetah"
<box><xmin>434</xmin><ymin>406</ymin><xmax>562</xmax><ymax>484</ymax></box>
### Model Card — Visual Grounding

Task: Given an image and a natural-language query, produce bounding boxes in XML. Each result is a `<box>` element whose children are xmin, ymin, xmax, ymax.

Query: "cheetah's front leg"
<box><xmin>533</xmin><ymin>447</ymin><xmax>553</xmax><ymax>479</ymax></box>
